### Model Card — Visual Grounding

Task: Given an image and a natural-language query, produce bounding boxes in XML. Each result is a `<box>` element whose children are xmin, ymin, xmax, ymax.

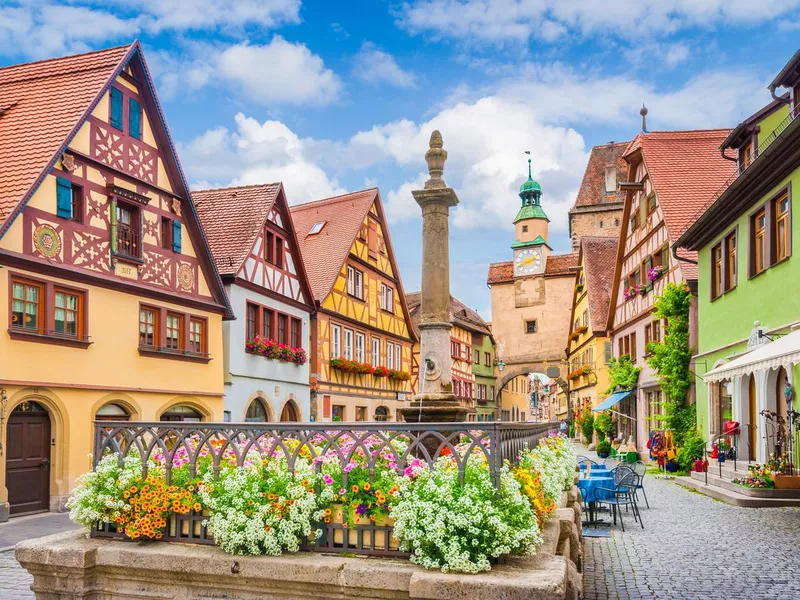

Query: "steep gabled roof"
<box><xmin>0</xmin><ymin>42</ymin><xmax>233</xmax><ymax>318</ymax></box>
<box><xmin>406</xmin><ymin>292</ymin><xmax>492</xmax><ymax>338</ymax></box>
<box><xmin>193</xmin><ymin>183</ymin><xmax>281</xmax><ymax>276</ymax></box>
<box><xmin>0</xmin><ymin>44</ymin><xmax>130</xmax><ymax>224</ymax></box>
<box><xmin>290</xmin><ymin>189</ymin><xmax>379</xmax><ymax>303</ymax></box>
<box><xmin>571</xmin><ymin>141</ymin><xmax>629</xmax><ymax>210</ymax></box>
<box><xmin>622</xmin><ymin>129</ymin><xmax>735</xmax><ymax>280</ymax></box>
<box><xmin>580</xmin><ymin>236</ymin><xmax>618</xmax><ymax>333</ymax></box>
<box><xmin>193</xmin><ymin>182</ymin><xmax>314</xmax><ymax>309</ymax></box>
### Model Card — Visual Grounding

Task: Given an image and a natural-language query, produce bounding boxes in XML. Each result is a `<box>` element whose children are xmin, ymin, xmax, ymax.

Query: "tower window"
<box><xmin>525</xmin><ymin>320</ymin><xmax>537</xmax><ymax>334</ymax></box>
<box><xmin>522</xmin><ymin>225</ymin><xmax>528</xmax><ymax>233</ymax></box>
<box><xmin>599</xmin><ymin>220</ymin><xmax>604</xmax><ymax>228</ymax></box>
<box><xmin>605</xmin><ymin>167</ymin><xmax>617</xmax><ymax>193</ymax></box>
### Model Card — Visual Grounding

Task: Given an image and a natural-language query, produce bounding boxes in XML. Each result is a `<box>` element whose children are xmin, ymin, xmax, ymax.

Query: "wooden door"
<box><xmin>6</xmin><ymin>403</ymin><xmax>51</xmax><ymax>515</ymax></box>
<box><xmin>749</xmin><ymin>376</ymin><xmax>757</xmax><ymax>461</ymax></box>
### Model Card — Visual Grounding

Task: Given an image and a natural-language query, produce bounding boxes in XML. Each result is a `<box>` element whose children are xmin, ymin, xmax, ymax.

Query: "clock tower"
<box><xmin>513</xmin><ymin>157</ymin><xmax>551</xmax><ymax>277</ymax></box>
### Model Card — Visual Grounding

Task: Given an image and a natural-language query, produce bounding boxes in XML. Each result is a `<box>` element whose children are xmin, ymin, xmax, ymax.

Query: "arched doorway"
<box><xmin>279</xmin><ymin>399</ymin><xmax>300</xmax><ymax>422</ymax></box>
<box><xmin>374</xmin><ymin>406</ymin><xmax>389</xmax><ymax>422</ymax></box>
<box><xmin>6</xmin><ymin>401</ymin><xmax>51</xmax><ymax>515</ymax></box>
<box><xmin>95</xmin><ymin>402</ymin><xmax>131</xmax><ymax>422</ymax></box>
<box><xmin>160</xmin><ymin>405</ymin><xmax>203</xmax><ymax>422</ymax></box>
<box><xmin>245</xmin><ymin>398</ymin><xmax>272</xmax><ymax>422</ymax></box>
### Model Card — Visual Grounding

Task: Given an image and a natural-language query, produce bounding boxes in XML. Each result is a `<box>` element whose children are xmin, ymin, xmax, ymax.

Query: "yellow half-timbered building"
<box><xmin>291</xmin><ymin>189</ymin><xmax>416</xmax><ymax>422</ymax></box>
<box><xmin>0</xmin><ymin>43</ymin><xmax>231</xmax><ymax>520</ymax></box>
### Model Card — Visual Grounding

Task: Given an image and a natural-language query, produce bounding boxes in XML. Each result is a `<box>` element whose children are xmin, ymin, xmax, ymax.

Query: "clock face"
<box><xmin>515</xmin><ymin>248</ymin><xmax>542</xmax><ymax>275</ymax></box>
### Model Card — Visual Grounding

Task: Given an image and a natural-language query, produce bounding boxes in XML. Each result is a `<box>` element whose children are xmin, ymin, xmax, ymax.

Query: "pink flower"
<box><xmin>323</xmin><ymin>474</ymin><xmax>333</xmax><ymax>485</ymax></box>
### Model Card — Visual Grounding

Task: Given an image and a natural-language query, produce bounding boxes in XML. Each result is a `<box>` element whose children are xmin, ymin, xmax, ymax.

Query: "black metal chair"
<box><xmin>632</xmin><ymin>460</ymin><xmax>649</xmax><ymax>508</ymax></box>
<box><xmin>578</xmin><ymin>455</ymin><xmax>599</xmax><ymax>467</ymax></box>
<box><xmin>597</xmin><ymin>466</ymin><xmax>643</xmax><ymax>531</ymax></box>
<box><xmin>603</xmin><ymin>456</ymin><xmax>620</xmax><ymax>470</ymax></box>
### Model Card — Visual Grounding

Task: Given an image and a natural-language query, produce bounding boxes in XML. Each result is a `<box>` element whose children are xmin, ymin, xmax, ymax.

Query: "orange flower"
<box><xmin>193</xmin><ymin>503</ymin><xmax>201</xmax><ymax>512</ymax></box>
<box><xmin>351</xmin><ymin>485</ymin><xmax>359</xmax><ymax>493</ymax></box>
<box><xmin>363</xmin><ymin>482</ymin><xmax>371</xmax><ymax>491</ymax></box>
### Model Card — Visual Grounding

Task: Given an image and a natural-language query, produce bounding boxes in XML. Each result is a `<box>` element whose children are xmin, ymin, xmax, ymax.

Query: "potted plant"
<box><xmin>596</xmin><ymin>439</ymin><xmax>612</xmax><ymax>459</ymax></box>
<box><xmin>716</xmin><ymin>440</ymin><xmax>728</xmax><ymax>463</ymax></box>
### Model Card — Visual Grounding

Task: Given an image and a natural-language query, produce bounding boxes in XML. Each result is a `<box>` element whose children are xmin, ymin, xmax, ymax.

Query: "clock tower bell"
<box><xmin>512</xmin><ymin>156</ymin><xmax>551</xmax><ymax>277</ymax></box>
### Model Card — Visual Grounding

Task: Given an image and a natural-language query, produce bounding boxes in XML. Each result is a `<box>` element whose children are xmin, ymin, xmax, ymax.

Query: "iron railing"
<box><xmin>703</xmin><ymin>423</ymin><xmax>755</xmax><ymax>485</ymax></box>
<box><xmin>91</xmin><ymin>421</ymin><xmax>558</xmax><ymax>555</ymax></box>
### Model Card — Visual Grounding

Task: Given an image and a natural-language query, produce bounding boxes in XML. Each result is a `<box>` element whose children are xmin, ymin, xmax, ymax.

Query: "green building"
<box><xmin>677</xmin><ymin>51</ymin><xmax>800</xmax><ymax>464</ymax></box>
<box><xmin>472</xmin><ymin>330</ymin><xmax>497</xmax><ymax>421</ymax></box>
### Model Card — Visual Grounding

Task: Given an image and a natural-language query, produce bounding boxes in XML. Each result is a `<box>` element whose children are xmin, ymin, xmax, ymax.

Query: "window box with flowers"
<box><xmin>567</xmin><ymin>366</ymin><xmax>591</xmax><ymax>381</ymax></box>
<box><xmin>569</xmin><ymin>325</ymin><xmax>588</xmax><ymax>341</ymax></box>
<box><xmin>245</xmin><ymin>335</ymin><xmax>307</xmax><ymax>365</ymax></box>
<box><xmin>389</xmin><ymin>369</ymin><xmax>411</xmax><ymax>382</ymax></box>
<box><xmin>623</xmin><ymin>284</ymin><xmax>646</xmax><ymax>301</ymax></box>
<box><xmin>372</xmin><ymin>366</ymin><xmax>391</xmax><ymax>378</ymax></box>
<box><xmin>330</xmin><ymin>358</ymin><xmax>375</xmax><ymax>375</ymax></box>
<box><xmin>648</xmin><ymin>265</ymin><xmax>666</xmax><ymax>282</ymax></box>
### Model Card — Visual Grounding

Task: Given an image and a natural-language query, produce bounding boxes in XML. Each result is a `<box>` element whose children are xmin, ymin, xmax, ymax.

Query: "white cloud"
<box><xmin>134</xmin><ymin>0</ymin><xmax>300</xmax><ymax>33</ymax></box>
<box><xmin>215</xmin><ymin>38</ymin><xmax>342</xmax><ymax>105</ymax></box>
<box><xmin>181</xmin><ymin>113</ymin><xmax>346</xmax><ymax>204</ymax></box>
<box><xmin>664</xmin><ymin>43</ymin><xmax>690</xmax><ymax>67</ymax></box>
<box><xmin>352</xmin><ymin>42</ymin><xmax>417</xmax><ymax>88</ymax></box>
<box><xmin>396</xmin><ymin>0</ymin><xmax>800</xmax><ymax>43</ymax></box>
<box><xmin>0</xmin><ymin>4</ymin><xmax>137</xmax><ymax>59</ymax></box>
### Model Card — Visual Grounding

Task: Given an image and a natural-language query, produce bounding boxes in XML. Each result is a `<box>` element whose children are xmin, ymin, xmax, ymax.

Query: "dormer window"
<box><xmin>309</xmin><ymin>221</ymin><xmax>326</xmax><ymax>235</ymax></box>
<box><xmin>739</xmin><ymin>142</ymin><xmax>754</xmax><ymax>171</ymax></box>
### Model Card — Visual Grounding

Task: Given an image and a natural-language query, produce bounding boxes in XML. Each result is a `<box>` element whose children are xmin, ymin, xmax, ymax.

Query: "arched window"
<box><xmin>280</xmin><ymin>400</ymin><xmax>300</xmax><ymax>422</ymax></box>
<box><xmin>12</xmin><ymin>401</ymin><xmax>47</xmax><ymax>414</ymax></box>
<box><xmin>374</xmin><ymin>406</ymin><xmax>389</xmax><ymax>422</ymax></box>
<box><xmin>160</xmin><ymin>405</ymin><xmax>202</xmax><ymax>422</ymax></box>
<box><xmin>246</xmin><ymin>398</ymin><xmax>270</xmax><ymax>422</ymax></box>
<box><xmin>95</xmin><ymin>402</ymin><xmax>131</xmax><ymax>422</ymax></box>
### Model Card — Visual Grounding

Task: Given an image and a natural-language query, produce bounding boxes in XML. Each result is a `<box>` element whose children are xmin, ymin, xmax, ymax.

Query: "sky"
<box><xmin>1</xmin><ymin>0</ymin><xmax>799</xmax><ymax>319</ymax></box>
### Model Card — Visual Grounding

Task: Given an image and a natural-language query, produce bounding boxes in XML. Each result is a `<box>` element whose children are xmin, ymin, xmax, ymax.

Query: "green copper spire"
<box><xmin>515</xmin><ymin>152</ymin><xmax>547</xmax><ymax>222</ymax></box>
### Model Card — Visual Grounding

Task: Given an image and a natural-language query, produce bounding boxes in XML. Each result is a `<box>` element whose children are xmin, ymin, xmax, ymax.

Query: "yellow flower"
<box><xmin>363</xmin><ymin>482</ymin><xmax>371</xmax><ymax>491</ymax></box>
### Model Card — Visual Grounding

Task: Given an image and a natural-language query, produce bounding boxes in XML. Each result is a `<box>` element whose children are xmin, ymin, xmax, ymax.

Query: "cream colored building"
<box><xmin>500</xmin><ymin>374</ymin><xmax>530</xmax><ymax>422</ymax></box>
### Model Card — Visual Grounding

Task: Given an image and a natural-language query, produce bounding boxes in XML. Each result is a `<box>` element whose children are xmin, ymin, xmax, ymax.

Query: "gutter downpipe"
<box><xmin>769</xmin><ymin>85</ymin><xmax>792</xmax><ymax>105</ymax></box>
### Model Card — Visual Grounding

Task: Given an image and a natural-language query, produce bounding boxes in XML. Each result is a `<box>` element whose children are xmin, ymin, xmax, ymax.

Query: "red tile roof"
<box><xmin>0</xmin><ymin>44</ymin><xmax>131</xmax><ymax>225</ymax></box>
<box><xmin>545</xmin><ymin>252</ymin><xmax>579</xmax><ymax>276</ymax></box>
<box><xmin>193</xmin><ymin>183</ymin><xmax>281</xmax><ymax>276</ymax></box>
<box><xmin>487</xmin><ymin>261</ymin><xmax>513</xmax><ymax>284</ymax></box>
<box><xmin>572</xmin><ymin>142</ymin><xmax>629</xmax><ymax>209</ymax></box>
<box><xmin>624</xmin><ymin>129</ymin><xmax>736</xmax><ymax>280</ymax></box>
<box><xmin>580</xmin><ymin>236</ymin><xmax>618</xmax><ymax>333</ymax></box>
<box><xmin>406</xmin><ymin>292</ymin><xmax>492</xmax><ymax>338</ymax></box>
<box><xmin>290</xmin><ymin>189</ymin><xmax>379</xmax><ymax>302</ymax></box>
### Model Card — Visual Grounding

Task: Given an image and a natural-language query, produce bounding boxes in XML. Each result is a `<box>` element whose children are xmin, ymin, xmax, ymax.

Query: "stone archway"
<box><xmin>493</xmin><ymin>359</ymin><xmax>565</xmax><ymax>422</ymax></box>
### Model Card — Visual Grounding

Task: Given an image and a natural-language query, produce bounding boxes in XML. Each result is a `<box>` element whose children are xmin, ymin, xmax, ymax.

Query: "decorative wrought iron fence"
<box><xmin>91</xmin><ymin>420</ymin><xmax>558</xmax><ymax>555</ymax></box>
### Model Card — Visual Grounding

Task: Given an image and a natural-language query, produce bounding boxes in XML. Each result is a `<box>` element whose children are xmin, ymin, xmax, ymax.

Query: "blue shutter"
<box><xmin>110</xmin><ymin>88</ymin><xmax>123</xmax><ymax>130</ymax></box>
<box><xmin>129</xmin><ymin>98</ymin><xmax>142</xmax><ymax>139</ymax></box>
<box><xmin>172</xmin><ymin>221</ymin><xmax>182</xmax><ymax>253</ymax></box>
<box><xmin>56</xmin><ymin>177</ymin><xmax>72</xmax><ymax>218</ymax></box>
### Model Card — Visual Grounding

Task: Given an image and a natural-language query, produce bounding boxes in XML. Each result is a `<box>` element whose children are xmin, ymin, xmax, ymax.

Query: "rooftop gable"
<box><xmin>406</xmin><ymin>292</ymin><xmax>492</xmax><ymax>338</ymax></box>
<box><xmin>579</xmin><ymin>236</ymin><xmax>618</xmax><ymax>333</ymax></box>
<box><xmin>571</xmin><ymin>141</ymin><xmax>629</xmax><ymax>210</ymax></box>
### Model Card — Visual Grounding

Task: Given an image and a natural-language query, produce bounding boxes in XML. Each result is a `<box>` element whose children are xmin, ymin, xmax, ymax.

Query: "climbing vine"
<box><xmin>646</xmin><ymin>282</ymin><xmax>696</xmax><ymax>453</ymax></box>
<box><xmin>605</xmin><ymin>355</ymin><xmax>641</xmax><ymax>395</ymax></box>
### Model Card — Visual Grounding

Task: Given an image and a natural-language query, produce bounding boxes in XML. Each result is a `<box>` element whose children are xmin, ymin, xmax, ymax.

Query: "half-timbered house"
<box><xmin>606</xmin><ymin>129</ymin><xmax>734</xmax><ymax>450</ymax></box>
<box><xmin>194</xmin><ymin>184</ymin><xmax>315</xmax><ymax>422</ymax></box>
<box><xmin>290</xmin><ymin>189</ymin><xmax>416</xmax><ymax>422</ymax></box>
<box><xmin>0</xmin><ymin>43</ymin><xmax>232</xmax><ymax>520</ymax></box>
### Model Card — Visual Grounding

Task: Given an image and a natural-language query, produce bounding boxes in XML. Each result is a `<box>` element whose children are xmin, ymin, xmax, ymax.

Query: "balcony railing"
<box><xmin>90</xmin><ymin>421</ymin><xmax>559</xmax><ymax>555</ymax></box>
<box><xmin>116</xmin><ymin>222</ymin><xmax>141</xmax><ymax>260</ymax></box>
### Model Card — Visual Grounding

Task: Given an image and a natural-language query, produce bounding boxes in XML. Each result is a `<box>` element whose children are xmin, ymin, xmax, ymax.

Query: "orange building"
<box><xmin>0</xmin><ymin>43</ymin><xmax>231</xmax><ymax>520</ymax></box>
<box><xmin>290</xmin><ymin>189</ymin><xmax>416</xmax><ymax>422</ymax></box>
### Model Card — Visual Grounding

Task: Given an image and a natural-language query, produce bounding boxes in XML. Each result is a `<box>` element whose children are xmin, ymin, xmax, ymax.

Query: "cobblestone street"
<box><xmin>583</xmin><ymin>467</ymin><xmax>800</xmax><ymax>600</ymax></box>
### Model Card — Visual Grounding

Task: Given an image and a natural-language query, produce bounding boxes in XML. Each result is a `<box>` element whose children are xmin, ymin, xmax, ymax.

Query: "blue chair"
<box><xmin>597</xmin><ymin>466</ymin><xmax>643</xmax><ymax>532</ymax></box>
<box><xmin>632</xmin><ymin>460</ymin><xmax>649</xmax><ymax>508</ymax></box>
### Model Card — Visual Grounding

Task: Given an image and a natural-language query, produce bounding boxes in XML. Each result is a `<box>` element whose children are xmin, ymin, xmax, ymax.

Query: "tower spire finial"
<box><xmin>640</xmin><ymin>103</ymin><xmax>649</xmax><ymax>134</ymax></box>
<box><xmin>525</xmin><ymin>150</ymin><xmax>532</xmax><ymax>180</ymax></box>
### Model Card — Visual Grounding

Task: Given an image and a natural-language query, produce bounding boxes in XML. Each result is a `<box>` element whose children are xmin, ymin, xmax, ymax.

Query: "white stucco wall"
<box><xmin>223</xmin><ymin>284</ymin><xmax>311</xmax><ymax>422</ymax></box>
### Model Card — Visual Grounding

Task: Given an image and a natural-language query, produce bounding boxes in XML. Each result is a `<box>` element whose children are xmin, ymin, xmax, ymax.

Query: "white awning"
<box><xmin>704</xmin><ymin>329</ymin><xmax>800</xmax><ymax>382</ymax></box>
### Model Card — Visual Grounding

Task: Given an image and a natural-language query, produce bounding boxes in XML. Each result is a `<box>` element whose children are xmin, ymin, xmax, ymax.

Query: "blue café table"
<box><xmin>577</xmin><ymin>475</ymin><xmax>615</xmax><ymax>526</ymax></box>
<box><xmin>579</xmin><ymin>464</ymin><xmax>610</xmax><ymax>474</ymax></box>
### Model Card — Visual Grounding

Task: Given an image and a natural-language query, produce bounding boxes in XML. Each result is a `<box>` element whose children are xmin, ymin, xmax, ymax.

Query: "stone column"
<box><xmin>400</xmin><ymin>131</ymin><xmax>472</xmax><ymax>423</ymax></box>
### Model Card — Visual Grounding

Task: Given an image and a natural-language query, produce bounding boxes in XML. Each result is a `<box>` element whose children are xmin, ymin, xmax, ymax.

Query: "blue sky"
<box><xmin>2</xmin><ymin>0</ymin><xmax>800</xmax><ymax>318</ymax></box>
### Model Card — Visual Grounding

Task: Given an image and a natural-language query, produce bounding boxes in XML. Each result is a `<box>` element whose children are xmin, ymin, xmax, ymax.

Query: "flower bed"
<box><xmin>70</xmin><ymin>425</ymin><xmax>573</xmax><ymax>574</ymax></box>
<box><xmin>246</xmin><ymin>335</ymin><xmax>307</xmax><ymax>365</ymax></box>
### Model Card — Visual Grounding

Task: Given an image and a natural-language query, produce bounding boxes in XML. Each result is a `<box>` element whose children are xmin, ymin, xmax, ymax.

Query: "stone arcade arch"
<box><xmin>493</xmin><ymin>359</ymin><xmax>566</xmax><ymax>421</ymax></box>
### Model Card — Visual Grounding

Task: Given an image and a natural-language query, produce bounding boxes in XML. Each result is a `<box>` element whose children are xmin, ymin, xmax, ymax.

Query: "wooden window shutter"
<box><xmin>110</xmin><ymin>88</ymin><xmax>123</xmax><ymax>130</ymax></box>
<box><xmin>172</xmin><ymin>221</ymin><xmax>182</xmax><ymax>253</ymax></box>
<box><xmin>109</xmin><ymin>199</ymin><xmax>118</xmax><ymax>253</ymax></box>
<box><xmin>129</xmin><ymin>98</ymin><xmax>142</xmax><ymax>140</ymax></box>
<box><xmin>56</xmin><ymin>177</ymin><xmax>73</xmax><ymax>218</ymax></box>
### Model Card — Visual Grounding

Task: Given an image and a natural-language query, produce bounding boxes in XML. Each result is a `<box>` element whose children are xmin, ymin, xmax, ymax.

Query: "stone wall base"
<box><xmin>17</xmin><ymin>487</ymin><xmax>584</xmax><ymax>600</ymax></box>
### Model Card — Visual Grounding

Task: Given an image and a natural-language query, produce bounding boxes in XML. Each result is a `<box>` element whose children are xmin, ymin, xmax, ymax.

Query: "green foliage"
<box><xmin>675</xmin><ymin>428</ymin><xmax>705</xmax><ymax>472</ymax></box>
<box><xmin>605</xmin><ymin>355</ymin><xmax>641</xmax><ymax>394</ymax></box>
<box><xmin>594</xmin><ymin>412</ymin><xmax>612</xmax><ymax>443</ymax></box>
<box><xmin>646</xmin><ymin>282</ymin><xmax>693</xmax><ymax>405</ymax></box>
<box><xmin>596</xmin><ymin>440</ymin><xmax>612</xmax><ymax>455</ymax></box>
<box><xmin>580</xmin><ymin>412</ymin><xmax>595</xmax><ymax>442</ymax></box>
